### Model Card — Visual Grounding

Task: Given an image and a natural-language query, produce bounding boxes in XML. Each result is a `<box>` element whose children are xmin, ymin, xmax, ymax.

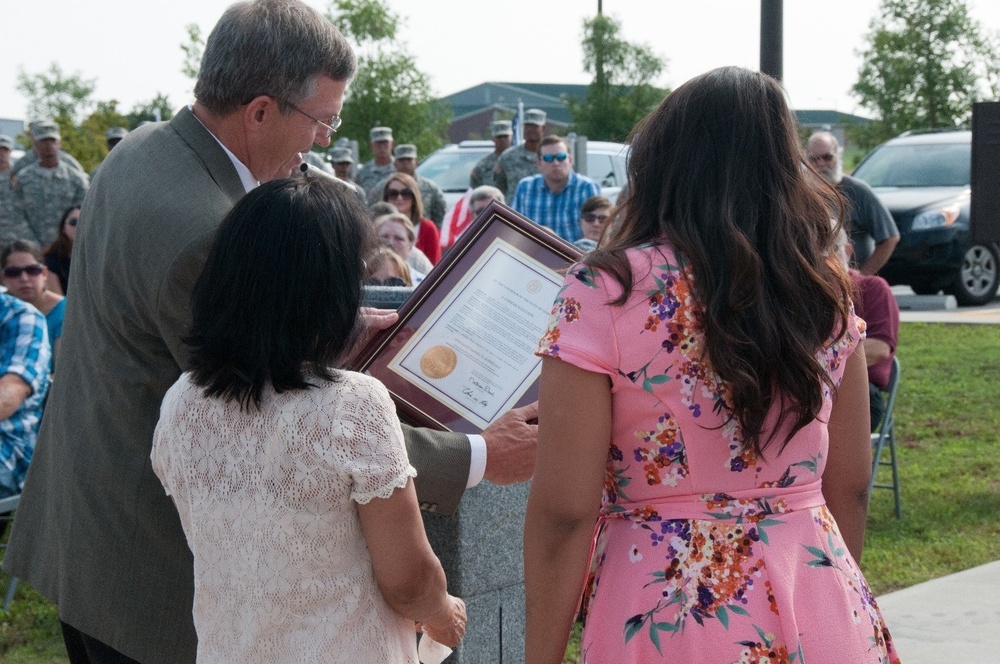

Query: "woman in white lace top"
<box><xmin>151</xmin><ymin>176</ymin><xmax>466</xmax><ymax>663</ymax></box>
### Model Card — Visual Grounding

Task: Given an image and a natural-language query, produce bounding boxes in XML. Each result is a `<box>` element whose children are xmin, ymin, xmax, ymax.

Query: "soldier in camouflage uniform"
<box><xmin>329</xmin><ymin>146</ymin><xmax>367</xmax><ymax>201</ymax></box>
<box><xmin>355</xmin><ymin>126</ymin><xmax>395</xmax><ymax>193</ymax></box>
<box><xmin>10</xmin><ymin>123</ymin><xmax>88</xmax><ymax>246</ymax></box>
<box><xmin>368</xmin><ymin>144</ymin><xmax>447</xmax><ymax>227</ymax></box>
<box><xmin>470</xmin><ymin>120</ymin><xmax>513</xmax><ymax>189</ymax></box>
<box><xmin>495</xmin><ymin>108</ymin><xmax>547</xmax><ymax>201</ymax></box>
<box><xmin>0</xmin><ymin>135</ymin><xmax>32</xmax><ymax>244</ymax></box>
<box><xmin>11</xmin><ymin>120</ymin><xmax>87</xmax><ymax>177</ymax></box>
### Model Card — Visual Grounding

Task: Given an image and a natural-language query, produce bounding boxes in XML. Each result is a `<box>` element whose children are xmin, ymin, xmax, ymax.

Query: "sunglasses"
<box><xmin>582</xmin><ymin>213</ymin><xmax>610</xmax><ymax>223</ymax></box>
<box><xmin>3</xmin><ymin>264</ymin><xmax>44</xmax><ymax>278</ymax></box>
<box><xmin>68</xmin><ymin>217</ymin><xmax>79</xmax><ymax>227</ymax></box>
<box><xmin>541</xmin><ymin>152</ymin><xmax>569</xmax><ymax>163</ymax></box>
<box><xmin>809</xmin><ymin>153</ymin><xmax>835</xmax><ymax>163</ymax></box>
<box><xmin>386</xmin><ymin>188</ymin><xmax>414</xmax><ymax>199</ymax></box>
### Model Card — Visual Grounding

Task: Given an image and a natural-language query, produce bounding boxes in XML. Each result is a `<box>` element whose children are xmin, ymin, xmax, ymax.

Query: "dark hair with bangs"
<box><xmin>186</xmin><ymin>175</ymin><xmax>372</xmax><ymax>409</ymax></box>
<box><xmin>588</xmin><ymin>66</ymin><xmax>853</xmax><ymax>456</ymax></box>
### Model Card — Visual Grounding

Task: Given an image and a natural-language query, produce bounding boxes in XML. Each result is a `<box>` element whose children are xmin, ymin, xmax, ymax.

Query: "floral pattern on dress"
<box><xmin>634</xmin><ymin>413</ymin><xmax>688</xmax><ymax>487</ymax></box>
<box><xmin>537</xmin><ymin>245</ymin><xmax>897</xmax><ymax>663</ymax></box>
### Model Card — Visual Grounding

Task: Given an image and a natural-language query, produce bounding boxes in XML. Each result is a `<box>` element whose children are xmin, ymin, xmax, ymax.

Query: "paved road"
<box><xmin>892</xmin><ymin>286</ymin><xmax>1000</xmax><ymax>324</ymax></box>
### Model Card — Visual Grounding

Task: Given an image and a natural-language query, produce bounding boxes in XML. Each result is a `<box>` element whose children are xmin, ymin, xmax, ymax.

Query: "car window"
<box><xmin>853</xmin><ymin>143</ymin><xmax>970</xmax><ymax>187</ymax></box>
<box><xmin>416</xmin><ymin>149</ymin><xmax>491</xmax><ymax>192</ymax></box>
<box><xmin>586</xmin><ymin>153</ymin><xmax>618</xmax><ymax>188</ymax></box>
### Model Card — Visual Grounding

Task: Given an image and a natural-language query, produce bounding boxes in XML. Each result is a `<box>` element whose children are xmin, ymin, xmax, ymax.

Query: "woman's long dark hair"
<box><xmin>46</xmin><ymin>205</ymin><xmax>79</xmax><ymax>259</ymax></box>
<box><xmin>590</xmin><ymin>66</ymin><xmax>852</xmax><ymax>456</ymax></box>
<box><xmin>186</xmin><ymin>176</ymin><xmax>373</xmax><ymax>409</ymax></box>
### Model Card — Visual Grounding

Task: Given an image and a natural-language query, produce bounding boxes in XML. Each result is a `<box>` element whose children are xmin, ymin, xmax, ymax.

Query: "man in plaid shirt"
<box><xmin>0</xmin><ymin>291</ymin><xmax>51</xmax><ymax>500</ymax></box>
<box><xmin>512</xmin><ymin>135</ymin><xmax>600</xmax><ymax>243</ymax></box>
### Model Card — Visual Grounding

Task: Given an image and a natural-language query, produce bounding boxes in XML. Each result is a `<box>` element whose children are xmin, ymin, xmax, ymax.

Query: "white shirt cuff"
<box><xmin>466</xmin><ymin>434</ymin><xmax>487</xmax><ymax>488</ymax></box>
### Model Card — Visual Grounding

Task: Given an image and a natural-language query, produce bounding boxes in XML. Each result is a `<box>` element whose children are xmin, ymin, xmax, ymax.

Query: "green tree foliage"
<box><xmin>17</xmin><ymin>61</ymin><xmax>175</xmax><ymax>172</ymax></box>
<box><xmin>852</xmin><ymin>0</ymin><xmax>1000</xmax><ymax>148</ymax></box>
<box><xmin>126</xmin><ymin>94</ymin><xmax>175</xmax><ymax>128</ymax></box>
<box><xmin>326</xmin><ymin>0</ymin><xmax>450</xmax><ymax>161</ymax></box>
<box><xmin>568</xmin><ymin>14</ymin><xmax>668</xmax><ymax>142</ymax></box>
<box><xmin>16</xmin><ymin>63</ymin><xmax>96</xmax><ymax>124</ymax></box>
<box><xmin>180</xmin><ymin>23</ymin><xmax>204</xmax><ymax>81</ymax></box>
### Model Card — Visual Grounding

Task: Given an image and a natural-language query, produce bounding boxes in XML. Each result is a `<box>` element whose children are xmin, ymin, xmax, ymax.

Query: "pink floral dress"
<box><xmin>536</xmin><ymin>244</ymin><xmax>899</xmax><ymax>664</ymax></box>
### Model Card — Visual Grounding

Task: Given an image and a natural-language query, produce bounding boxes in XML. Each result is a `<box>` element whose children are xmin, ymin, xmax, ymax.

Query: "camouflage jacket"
<box><xmin>11</xmin><ymin>162</ymin><xmax>88</xmax><ymax>245</ymax></box>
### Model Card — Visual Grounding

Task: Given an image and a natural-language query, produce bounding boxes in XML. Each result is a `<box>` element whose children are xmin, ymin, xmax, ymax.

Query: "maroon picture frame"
<box><xmin>349</xmin><ymin>201</ymin><xmax>581</xmax><ymax>434</ymax></box>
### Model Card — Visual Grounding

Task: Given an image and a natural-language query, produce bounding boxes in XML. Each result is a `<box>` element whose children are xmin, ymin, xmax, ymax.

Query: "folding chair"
<box><xmin>869</xmin><ymin>357</ymin><xmax>902</xmax><ymax>518</ymax></box>
<box><xmin>0</xmin><ymin>493</ymin><xmax>21</xmax><ymax>611</ymax></box>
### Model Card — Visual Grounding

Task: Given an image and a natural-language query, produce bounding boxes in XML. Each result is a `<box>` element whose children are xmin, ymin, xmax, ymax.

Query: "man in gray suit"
<box><xmin>2</xmin><ymin>2</ymin><xmax>535</xmax><ymax>663</ymax></box>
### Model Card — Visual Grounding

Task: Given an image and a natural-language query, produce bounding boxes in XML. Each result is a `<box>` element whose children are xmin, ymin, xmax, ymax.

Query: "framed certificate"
<box><xmin>350</xmin><ymin>201</ymin><xmax>581</xmax><ymax>434</ymax></box>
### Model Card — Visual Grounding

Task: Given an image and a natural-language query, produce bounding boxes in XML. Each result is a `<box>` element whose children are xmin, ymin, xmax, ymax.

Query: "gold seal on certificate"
<box><xmin>420</xmin><ymin>345</ymin><xmax>458</xmax><ymax>379</ymax></box>
<box><xmin>349</xmin><ymin>200</ymin><xmax>581</xmax><ymax>433</ymax></box>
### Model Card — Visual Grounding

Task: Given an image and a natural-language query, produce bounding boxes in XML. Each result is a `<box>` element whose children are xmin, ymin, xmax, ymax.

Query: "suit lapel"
<box><xmin>170</xmin><ymin>107</ymin><xmax>248</xmax><ymax>203</ymax></box>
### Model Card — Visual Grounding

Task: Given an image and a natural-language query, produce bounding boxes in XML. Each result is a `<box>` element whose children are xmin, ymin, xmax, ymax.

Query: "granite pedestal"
<box><xmin>422</xmin><ymin>479</ymin><xmax>529</xmax><ymax>663</ymax></box>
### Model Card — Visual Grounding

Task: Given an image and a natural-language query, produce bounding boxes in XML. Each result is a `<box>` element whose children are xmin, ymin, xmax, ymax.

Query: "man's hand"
<box><xmin>482</xmin><ymin>402</ymin><xmax>538</xmax><ymax>485</ymax></box>
<box><xmin>343</xmin><ymin>307</ymin><xmax>399</xmax><ymax>367</ymax></box>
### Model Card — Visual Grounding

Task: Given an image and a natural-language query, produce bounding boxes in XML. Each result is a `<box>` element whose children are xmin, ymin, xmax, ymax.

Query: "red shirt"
<box><xmin>415</xmin><ymin>218</ymin><xmax>441</xmax><ymax>265</ymax></box>
<box><xmin>850</xmin><ymin>270</ymin><xmax>899</xmax><ymax>390</ymax></box>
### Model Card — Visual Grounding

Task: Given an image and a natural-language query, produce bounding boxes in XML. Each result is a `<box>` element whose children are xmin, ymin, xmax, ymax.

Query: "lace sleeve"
<box><xmin>341</xmin><ymin>375</ymin><xmax>417</xmax><ymax>505</ymax></box>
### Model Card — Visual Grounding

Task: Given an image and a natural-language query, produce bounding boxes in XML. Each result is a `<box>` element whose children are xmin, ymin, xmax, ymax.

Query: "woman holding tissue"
<box><xmin>151</xmin><ymin>176</ymin><xmax>465</xmax><ymax>663</ymax></box>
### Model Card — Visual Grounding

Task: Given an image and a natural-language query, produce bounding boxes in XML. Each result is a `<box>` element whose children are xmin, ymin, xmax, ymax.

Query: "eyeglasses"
<box><xmin>386</xmin><ymin>188</ymin><xmax>415</xmax><ymax>200</ymax></box>
<box><xmin>541</xmin><ymin>152</ymin><xmax>569</xmax><ymax>163</ymax></box>
<box><xmin>808</xmin><ymin>153</ymin><xmax>836</xmax><ymax>164</ymax></box>
<box><xmin>288</xmin><ymin>103</ymin><xmax>342</xmax><ymax>138</ymax></box>
<box><xmin>3</xmin><ymin>264</ymin><xmax>44</xmax><ymax>278</ymax></box>
<box><xmin>582</xmin><ymin>213</ymin><xmax>610</xmax><ymax>223</ymax></box>
<box><xmin>67</xmin><ymin>217</ymin><xmax>79</xmax><ymax>227</ymax></box>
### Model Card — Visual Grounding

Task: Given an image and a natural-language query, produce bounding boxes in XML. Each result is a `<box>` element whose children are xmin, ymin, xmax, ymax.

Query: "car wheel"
<box><xmin>948</xmin><ymin>243</ymin><xmax>1000</xmax><ymax>306</ymax></box>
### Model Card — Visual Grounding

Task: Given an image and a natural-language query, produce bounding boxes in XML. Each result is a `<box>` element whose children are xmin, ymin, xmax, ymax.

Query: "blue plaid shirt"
<box><xmin>0</xmin><ymin>293</ymin><xmax>51</xmax><ymax>494</ymax></box>
<box><xmin>512</xmin><ymin>171</ymin><xmax>600</xmax><ymax>243</ymax></box>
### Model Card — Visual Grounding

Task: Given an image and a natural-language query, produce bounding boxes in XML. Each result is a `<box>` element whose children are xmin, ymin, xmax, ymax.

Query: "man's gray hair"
<box><xmin>470</xmin><ymin>185</ymin><xmax>505</xmax><ymax>205</ymax></box>
<box><xmin>195</xmin><ymin>0</ymin><xmax>356</xmax><ymax>114</ymax></box>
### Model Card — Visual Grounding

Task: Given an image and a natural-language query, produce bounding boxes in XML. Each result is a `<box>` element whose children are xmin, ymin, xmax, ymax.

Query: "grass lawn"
<box><xmin>2</xmin><ymin>323</ymin><xmax>999</xmax><ymax>663</ymax></box>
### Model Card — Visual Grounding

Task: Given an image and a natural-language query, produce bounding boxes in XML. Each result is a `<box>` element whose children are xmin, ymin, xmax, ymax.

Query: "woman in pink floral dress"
<box><xmin>524</xmin><ymin>67</ymin><xmax>900</xmax><ymax>664</ymax></box>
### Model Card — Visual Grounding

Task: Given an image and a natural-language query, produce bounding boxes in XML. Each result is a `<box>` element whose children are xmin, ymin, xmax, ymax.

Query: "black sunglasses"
<box><xmin>3</xmin><ymin>264</ymin><xmax>44</xmax><ymax>278</ymax></box>
<box><xmin>386</xmin><ymin>188</ymin><xmax>414</xmax><ymax>199</ymax></box>
<box><xmin>67</xmin><ymin>217</ymin><xmax>79</xmax><ymax>227</ymax></box>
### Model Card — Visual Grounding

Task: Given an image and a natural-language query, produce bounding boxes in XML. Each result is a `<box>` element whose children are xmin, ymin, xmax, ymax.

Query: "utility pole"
<box><xmin>598</xmin><ymin>0</ymin><xmax>602</xmax><ymax>15</ymax></box>
<box><xmin>760</xmin><ymin>0</ymin><xmax>783</xmax><ymax>81</ymax></box>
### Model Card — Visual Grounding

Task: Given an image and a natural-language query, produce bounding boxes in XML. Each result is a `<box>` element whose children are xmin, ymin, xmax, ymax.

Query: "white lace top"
<box><xmin>151</xmin><ymin>371</ymin><xmax>419</xmax><ymax>663</ymax></box>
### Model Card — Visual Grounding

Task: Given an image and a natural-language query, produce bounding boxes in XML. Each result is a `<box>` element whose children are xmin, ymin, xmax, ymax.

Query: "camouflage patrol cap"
<box><xmin>106</xmin><ymin>127</ymin><xmax>129</xmax><ymax>141</ymax></box>
<box><xmin>524</xmin><ymin>109</ymin><xmax>546</xmax><ymax>126</ymax></box>
<box><xmin>33</xmin><ymin>121</ymin><xmax>60</xmax><ymax>140</ymax></box>
<box><xmin>491</xmin><ymin>120</ymin><xmax>513</xmax><ymax>137</ymax></box>
<box><xmin>370</xmin><ymin>126</ymin><xmax>393</xmax><ymax>142</ymax></box>
<box><xmin>393</xmin><ymin>144</ymin><xmax>417</xmax><ymax>160</ymax></box>
<box><xmin>329</xmin><ymin>146</ymin><xmax>354</xmax><ymax>163</ymax></box>
<box><xmin>0</xmin><ymin>135</ymin><xmax>13</xmax><ymax>150</ymax></box>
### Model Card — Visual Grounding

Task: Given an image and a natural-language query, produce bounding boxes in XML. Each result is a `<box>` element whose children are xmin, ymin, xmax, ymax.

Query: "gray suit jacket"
<box><xmin>2</xmin><ymin>108</ymin><xmax>470</xmax><ymax>664</ymax></box>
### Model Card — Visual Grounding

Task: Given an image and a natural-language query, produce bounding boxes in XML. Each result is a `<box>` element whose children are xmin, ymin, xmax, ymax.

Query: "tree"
<box><xmin>180</xmin><ymin>23</ymin><xmax>204</xmax><ymax>81</ymax></box>
<box><xmin>16</xmin><ymin>63</ymin><xmax>97</xmax><ymax>124</ymax></box>
<box><xmin>326</xmin><ymin>0</ymin><xmax>450</xmax><ymax>161</ymax></box>
<box><xmin>567</xmin><ymin>14</ymin><xmax>668</xmax><ymax>142</ymax></box>
<box><xmin>852</xmin><ymin>0</ymin><xmax>1000</xmax><ymax>148</ymax></box>
<box><xmin>126</xmin><ymin>94</ymin><xmax>175</xmax><ymax>128</ymax></box>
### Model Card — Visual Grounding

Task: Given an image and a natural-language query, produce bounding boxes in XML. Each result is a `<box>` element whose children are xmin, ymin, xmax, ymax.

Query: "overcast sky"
<box><xmin>3</xmin><ymin>0</ymin><xmax>999</xmax><ymax>125</ymax></box>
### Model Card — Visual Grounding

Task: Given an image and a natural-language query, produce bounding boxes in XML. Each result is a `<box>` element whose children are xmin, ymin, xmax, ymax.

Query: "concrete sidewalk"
<box><xmin>876</xmin><ymin>561</ymin><xmax>1000</xmax><ymax>662</ymax></box>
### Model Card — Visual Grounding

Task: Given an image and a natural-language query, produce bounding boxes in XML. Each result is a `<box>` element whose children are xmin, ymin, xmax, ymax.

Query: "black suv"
<box><xmin>851</xmin><ymin>130</ymin><xmax>999</xmax><ymax>306</ymax></box>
